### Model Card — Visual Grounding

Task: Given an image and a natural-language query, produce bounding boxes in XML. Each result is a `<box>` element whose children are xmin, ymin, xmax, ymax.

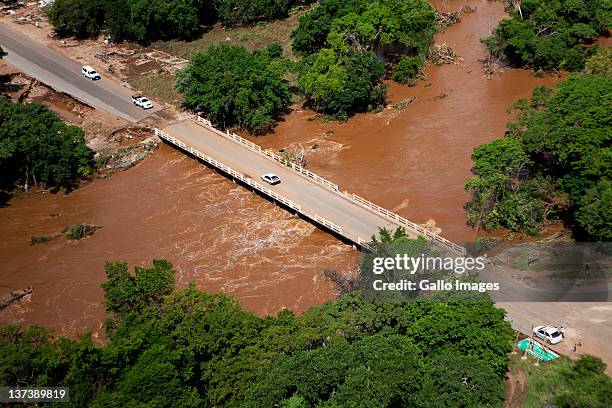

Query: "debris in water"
<box><xmin>64</xmin><ymin>224</ymin><xmax>101</xmax><ymax>240</ymax></box>
<box><xmin>0</xmin><ymin>287</ymin><xmax>33</xmax><ymax>310</ymax></box>
<box><xmin>392</xmin><ymin>97</ymin><xmax>416</xmax><ymax>110</ymax></box>
<box><xmin>30</xmin><ymin>235</ymin><xmax>56</xmax><ymax>246</ymax></box>
<box><xmin>436</xmin><ymin>5</ymin><xmax>476</xmax><ymax>29</ymax></box>
<box><xmin>420</xmin><ymin>219</ymin><xmax>442</xmax><ymax>235</ymax></box>
<box><xmin>428</xmin><ymin>43</ymin><xmax>463</xmax><ymax>65</ymax></box>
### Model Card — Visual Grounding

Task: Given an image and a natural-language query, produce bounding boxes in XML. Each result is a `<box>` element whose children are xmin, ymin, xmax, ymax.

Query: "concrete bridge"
<box><xmin>156</xmin><ymin>117</ymin><xmax>465</xmax><ymax>254</ymax></box>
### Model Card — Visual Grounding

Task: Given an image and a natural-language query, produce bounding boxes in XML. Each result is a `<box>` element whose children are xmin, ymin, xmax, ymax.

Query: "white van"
<box><xmin>81</xmin><ymin>65</ymin><xmax>101</xmax><ymax>80</ymax></box>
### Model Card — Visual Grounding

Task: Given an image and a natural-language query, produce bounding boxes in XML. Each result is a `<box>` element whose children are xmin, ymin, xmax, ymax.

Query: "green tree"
<box><xmin>394</xmin><ymin>55</ymin><xmax>424</xmax><ymax>85</ymax></box>
<box><xmin>418</xmin><ymin>352</ymin><xmax>507</xmax><ymax>407</ymax></box>
<box><xmin>291</xmin><ymin>0</ymin><xmax>361</xmax><ymax>55</ymax></box>
<box><xmin>176</xmin><ymin>44</ymin><xmax>290</xmax><ymax>133</ymax></box>
<box><xmin>298</xmin><ymin>47</ymin><xmax>386</xmax><ymax>118</ymax></box>
<box><xmin>214</xmin><ymin>0</ymin><xmax>301</xmax><ymax>27</ymax></box>
<box><xmin>575</xmin><ymin>179</ymin><xmax>612</xmax><ymax>241</ymax></box>
<box><xmin>291</xmin><ymin>0</ymin><xmax>436</xmax><ymax>58</ymax></box>
<box><xmin>583</xmin><ymin>47</ymin><xmax>612</xmax><ymax>77</ymax></box>
<box><xmin>102</xmin><ymin>259</ymin><xmax>175</xmax><ymax>333</ymax></box>
<box><xmin>245</xmin><ymin>335</ymin><xmax>423</xmax><ymax>407</ymax></box>
<box><xmin>483</xmin><ymin>0</ymin><xmax>611</xmax><ymax>71</ymax></box>
<box><xmin>465</xmin><ymin>74</ymin><xmax>611</xmax><ymax>239</ymax></box>
<box><xmin>0</xmin><ymin>258</ymin><xmax>523</xmax><ymax>407</ymax></box>
<box><xmin>105</xmin><ymin>0</ymin><xmax>132</xmax><ymax>41</ymax></box>
<box><xmin>45</xmin><ymin>0</ymin><xmax>105</xmax><ymax>38</ymax></box>
<box><xmin>0</xmin><ymin>98</ymin><xmax>93</xmax><ymax>190</ymax></box>
<box><xmin>329</xmin><ymin>0</ymin><xmax>436</xmax><ymax>55</ymax></box>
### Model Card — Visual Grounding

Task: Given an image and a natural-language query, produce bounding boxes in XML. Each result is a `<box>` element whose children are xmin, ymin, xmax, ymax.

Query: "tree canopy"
<box><xmin>215</xmin><ymin>0</ymin><xmax>315</xmax><ymax>27</ymax></box>
<box><xmin>1</xmin><ymin>258</ymin><xmax>516</xmax><ymax>407</ymax></box>
<box><xmin>293</xmin><ymin>0</ymin><xmax>436</xmax><ymax>118</ymax></box>
<box><xmin>483</xmin><ymin>0</ymin><xmax>611</xmax><ymax>71</ymax></box>
<box><xmin>175</xmin><ymin>44</ymin><xmax>290</xmax><ymax>134</ymax></box>
<box><xmin>45</xmin><ymin>0</ymin><xmax>314</xmax><ymax>43</ymax></box>
<box><xmin>0</xmin><ymin>98</ymin><xmax>93</xmax><ymax>191</ymax></box>
<box><xmin>298</xmin><ymin>47</ymin><xmax>387</xmax><ymax>119</ymax></box>
<box><xmin>291</xmin><ymin>0</ymin><xmax>436</xmax><ymax>57</ymax></box>
<box><xmin>465</xmin><ymin>73</ymin><xmax>611</xmax><ymax>240</ymax></box>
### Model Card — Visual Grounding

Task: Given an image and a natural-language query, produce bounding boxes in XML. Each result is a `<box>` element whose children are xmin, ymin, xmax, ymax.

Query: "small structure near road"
<box><xmin>517</xmin><ymin>338</ymin><xmax>559</xmax><ymax>362</ymax></box>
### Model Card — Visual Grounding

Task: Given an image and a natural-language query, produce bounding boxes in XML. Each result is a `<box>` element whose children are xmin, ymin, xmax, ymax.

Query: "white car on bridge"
<box><xmin>81</xmin><ymin>65</ymin><xmax>101</xmax><ymax>80</ymax></box>
<box><xmin>132</xmin><ymin>95</ymin><xmax>154</xmax><ymax>109</ymax></box>
<box><xmin>261</xmin><ymin>173</ymin><xmax>281</xmax><ymax>185</ymax></box>
<box><xmin>533</xmin><ymin>325</ymin><xmax>563</xmax><ymax>344</ymax></box>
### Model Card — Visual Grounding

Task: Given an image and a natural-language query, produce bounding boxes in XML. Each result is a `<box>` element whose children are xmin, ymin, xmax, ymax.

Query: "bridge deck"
<box><xmin>158</xmin><ymin>119</ymin><xmax>464</xmax><ymax>254</ymax></box>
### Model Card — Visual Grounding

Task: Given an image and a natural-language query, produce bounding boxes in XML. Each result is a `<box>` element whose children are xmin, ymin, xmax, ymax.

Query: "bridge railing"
<box><xmin>156</xmin><ymin>128</ymin><xmax>304</xmax><ymax>213</ymax></box>
<box><xmin>156</xmin><ymin>128</ymin><xmax>385</xmax><ymax>245</ymax></box>
<box><xmin>193</xmin><ymin>116</ymin><xmax>466</xmax><ymax>255</ymax></box>
<box><xmin>196</xmin><ymin>116</ymin><xmax>340</xmax><ymax>192</ymax></box>
<box><xmin>343</xmin><ymin>192</ymin><xmax>466</xmax><ymax>254</ymax></box>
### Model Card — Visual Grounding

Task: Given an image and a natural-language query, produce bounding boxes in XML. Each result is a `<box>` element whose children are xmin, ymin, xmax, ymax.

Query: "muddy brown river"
<box><xmin>0</xmin><ymin>0</ymin><xmax>560</xmax><ymax>339</ymax></box>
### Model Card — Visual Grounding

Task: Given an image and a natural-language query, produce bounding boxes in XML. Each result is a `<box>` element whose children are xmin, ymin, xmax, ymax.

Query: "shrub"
<box><xmin>64</xmin><ymin>224</ymin><xmax>100</xmax><ymax>240</ymax></box>
<box><xmin>394</xmin><ymin>55</ymin><xmax>424</xmax><ymax>85</ymax></box>
<box><xmin>584</xmin><ymin>47</ymin><xmax>612</xmax><ymax>77</ymax></box>
<box><xmin>266</xmin><ymin>42</ymin><xmax>284</xmax><ymax>58</ymax></box>
<box><xmin>30</xmin><ymin>236</ymin><xmax>55</xmax><ymax>246</ymax></box>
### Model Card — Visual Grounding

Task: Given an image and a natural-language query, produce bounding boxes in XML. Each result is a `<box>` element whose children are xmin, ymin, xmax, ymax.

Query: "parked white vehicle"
<box><xmin>81</xmin><ymin>65</ymin><xmax>101</xmax><ymax>80</ymax></box>
<box><xmin>261</xmin><ymin>173</ymin><xmax>281</xmax><ymax>185</ymax></box>
<box><xmin>132</xmin><ymin>95</ymin><xmax>153</xmax><ymax>109</ymax></box>
<box><xmin>533</xmin><ymin>325</ymin><xmax>563</xmax><ymax>345</ymax></box>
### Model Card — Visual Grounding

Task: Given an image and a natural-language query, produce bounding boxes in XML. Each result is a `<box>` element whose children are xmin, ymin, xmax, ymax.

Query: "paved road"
<box><xmin>0</xmin><ymin>23</ymin><xmax>162</xmax><ymax>122</ymax></box>
<box><xmin>163</xmin><ymin>121</ymin><xmax>406</xmax><ymax>245</ymax></box>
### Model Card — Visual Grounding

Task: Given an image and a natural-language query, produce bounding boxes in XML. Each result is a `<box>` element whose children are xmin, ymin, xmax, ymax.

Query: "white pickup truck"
<box><xmin>82</xmin><ymin>65</ymin><xmax>101</xmax><ymax>80</ymax></box>
<box><xmin>132</xmin><ymin>94</ymin><xmax>153</xmax><ymax>109</ymax></box>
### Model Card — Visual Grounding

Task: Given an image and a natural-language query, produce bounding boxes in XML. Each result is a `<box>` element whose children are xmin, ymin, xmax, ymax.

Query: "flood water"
<box><xmin>0</xmin><ymin>0</ymin><xmax>560</xmax><ymax>338</ymax></box>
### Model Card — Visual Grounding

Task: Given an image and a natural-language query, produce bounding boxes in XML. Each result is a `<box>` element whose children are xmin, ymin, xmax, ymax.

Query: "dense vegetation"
<box><xmin>521</xmin><ymin>354</ymin><xmax>612</xmax><ymax>407</ymax></box>
<box><xmin>293</xmin><ymin>0</ymin><xmax>437</xmax><ymax>118</ymax></box>
<box><xmin>484</xmin><ymin>0</ymin><xmax>611</xmax><ymax>71</ymax></box>
<box><xmin>175</xmin><ymin>44</ymin><xmax>290</xmax><ymax>133</ymax></box>
<box><xmin>466</xmin><ymin>60</ymin><xmax>611</xmax><ymax>240</ymax></box>
<box><xmin>0</xmin><ymin>258</ymin><xmax>516</xmax><ymax>407</ymax></box>
<box><xmin>290</xmin><ymin>0</ymin><xmax>436</xmax><ymax>57</ymax></box>
<box><xmin>298</xmin><ymin>48</ymin><xmax>387</xmax><ymax>119</ymax></box>
<box><xmin>45</xmin><ymin>0</ymin><xmax>314</xmax><ymax>43</ymax></box>
<box><xmin>215</xmin><ymin>0</ymin><xmax>314</xmax><ymax>27</ymax></box>
<box><xmin>0</xmin><ymin>98</ymin><xmax>93</xmax><ymax>191</ymax></box>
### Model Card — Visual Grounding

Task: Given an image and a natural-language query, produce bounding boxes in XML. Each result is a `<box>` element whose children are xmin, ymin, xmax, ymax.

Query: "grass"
<box><xmin>129</xmin><ymin>8</ymin><xmax>309</xmax><ymax>109</ymax></box>
<box><xmin>151</xmin><ymin>7</ymin><xmax>309</xmax><ymax>61</ymax></box>
<box><xmin>510</xmin><ymin>353</ymin><xmax>572</xmax><ymax>408</ymax></box>
<box><xmin>508</xmin><ymin>351</ymin><xmax>612</xmax><ymax>408</ymax></box>
<box><xmin>127</xmin><ymin>71</ymin><xmax>182</xmax><ymax>106</ymax></box>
